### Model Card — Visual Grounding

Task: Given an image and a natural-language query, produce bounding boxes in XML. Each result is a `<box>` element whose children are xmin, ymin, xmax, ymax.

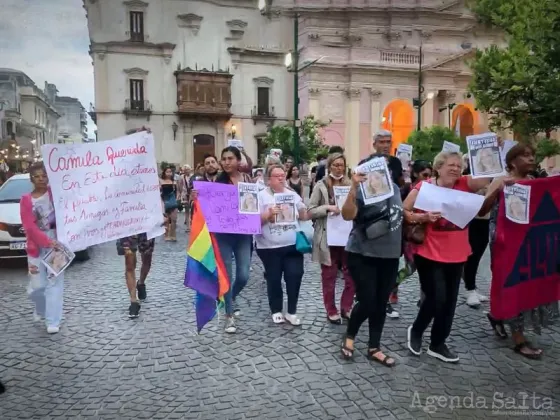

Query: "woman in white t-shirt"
<box><xmin>255</xmin><ymin>164</ymin><xmax>309</xmax><ymax>326</ymax></box>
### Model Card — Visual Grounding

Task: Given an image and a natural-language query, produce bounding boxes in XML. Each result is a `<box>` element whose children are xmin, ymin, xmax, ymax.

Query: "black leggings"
<box><xmin>346</xmin><ymin>253</ymin><xmax>399</xmax><ymax>348</ymax></box>
<box><xmin>412</xmin><ymin>254</ymin><xmax>463</xmax><ymax>348</ymax></box>
<box><xmin>463</xmin><ymin>219</ymin><xmax>489</xmax><ymax>291</ymax></box>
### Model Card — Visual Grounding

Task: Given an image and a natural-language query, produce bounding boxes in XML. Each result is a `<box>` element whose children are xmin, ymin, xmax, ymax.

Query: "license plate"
<box><xmin>10</xmin><ymin>242</ymin><xmax>27</xmax><ymax>250</ymax></box>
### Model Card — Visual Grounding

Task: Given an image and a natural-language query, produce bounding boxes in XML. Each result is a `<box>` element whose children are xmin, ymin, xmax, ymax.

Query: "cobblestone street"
<box><xmin>1</xmin><ymin>220</ymin><xmax>559</xmax><ymax>419</ymax></box>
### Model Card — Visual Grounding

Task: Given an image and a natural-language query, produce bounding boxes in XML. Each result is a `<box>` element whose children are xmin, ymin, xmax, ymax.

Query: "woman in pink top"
<box><xmin>403</xmin><ymin>151</ymin><xmax>490</xmax><ymax>363</ymax></box>
<box><xmin>20</xmin><ymin>162</ymin><xmax>63</xmax><ymax>334</ymax></box>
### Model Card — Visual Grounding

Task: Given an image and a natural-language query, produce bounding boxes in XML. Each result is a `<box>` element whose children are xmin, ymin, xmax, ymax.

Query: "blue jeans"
<box><xmin>27</xmin><ymin>252</ymin><xmax>65</xmax><ymax>328</ymax></box>
<box><xmin>215</xmin><ymin>233</ymin><xmax>252</xmax><ymax>316</ymax></box>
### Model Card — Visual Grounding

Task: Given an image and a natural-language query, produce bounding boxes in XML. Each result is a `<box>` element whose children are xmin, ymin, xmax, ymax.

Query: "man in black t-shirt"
<box><xmin>363</xmin><ymin>129</ymin><xmax>404</xmax><ymax>187</ymax></box>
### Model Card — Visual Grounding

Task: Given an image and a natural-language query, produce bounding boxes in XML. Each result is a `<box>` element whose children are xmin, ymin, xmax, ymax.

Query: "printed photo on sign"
<box><xmin>467</xmin><ymin>133</ymin><xmax>506</xmax><ymax>178</ymax></box>
<box><xmin>504</xmin><ymin>184</ymin><xmax>530</xmax><ymax>224</ymax></box>
<box><xmin>238</xmin><ymin>182</ymin><xmax>259</xmax><ymax>214</ymax></box>
<box><xmin>396</xmin><ymin>143</ymin><xmax>413</xmax><ymax>169</ymax></box>
<box><xmin>228</xmin><ymin>139</ymin><xmax>244</xmax><ymax>150</ymax></box>
<box><xmin>274</xmin><ymin>193</ymin><xmax>296</xmax><ymax>225</ymax></box>
<box><xmin>42</xmin><ymin>245</ymin><xmax>75</xmax><ymax>277</ymax></box>
<box><xmin>333</xmin><ymin>186</ymin><xmax>350</xmax><ymax>210</ymax></box>
<box><xmin>442</xmin><ymin>141</ymin><xmax>461</xmax><ymax>153</ymax></box>
<box><xmin>355</xmin><ymin>157</ymin><xmax>394</xmax><ymax>205</ymax></box>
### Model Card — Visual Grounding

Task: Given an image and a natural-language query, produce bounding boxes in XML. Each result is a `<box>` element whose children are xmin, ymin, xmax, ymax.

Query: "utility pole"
<box><xmin>292</xmin><ymin>16</ymin><xmax>300</xmax><ymax>166</ymax></box>
<box><xmin>416</xmin><ymin>44</ymin><xmax>423</xmax><ymax>131</ymax></box>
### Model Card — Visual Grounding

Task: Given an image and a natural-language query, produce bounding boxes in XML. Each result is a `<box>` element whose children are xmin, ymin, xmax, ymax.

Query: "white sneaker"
<box><xmin>271</xmin><ymin>312</ymin><xmax>285</xmax><ymax>324</ymax></box>
<box><xmin>224</xmin><ymin>317</ymin><xmax>237</xmax><ymax>334</ymax></box>
<box><xmin>33</xmin><ymin>311</ymin><xmax>43</xmax><ymax>322</ymax></box>
<box><xmin>466</xmin><ymin>290</ymin><xmax>481</xmax><ymax>308</ymax></box>
<box><xmin>475</xmin><ymin>290</ymin><xmax>488</xmax><ymax>302</ymax></box>
<box><xmin>47</xmin><ymin>326</ymin><xmax>60</xmax><ymax>334</ymax></box>
<box><xmin>284</xmin><ymin>313</ymin><xmax>301</xmax><ymax>326</ymax></box>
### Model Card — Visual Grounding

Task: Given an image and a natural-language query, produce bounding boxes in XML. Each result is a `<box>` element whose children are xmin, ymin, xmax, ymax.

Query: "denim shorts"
<box><xmin>116</xmin><ymin>233</ymin><xmax>155</xmax><ymax>256</ymax></box>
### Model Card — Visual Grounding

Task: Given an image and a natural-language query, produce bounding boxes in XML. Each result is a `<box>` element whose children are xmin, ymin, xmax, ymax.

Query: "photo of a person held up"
<box><xmin>42</xmin><ymin>247</ymin><xmax>74</xmax><ymax>277</ymax></box>
<box><xmin>471</xmin><ymin>146</ymin><xmax>502</xmax><ymax>175</ymax></box>
<box><xmin>276</xmin><ymin>202</ymin><xmax>296</xmax><ymax>224</ymax></box>
<box><xmin>239</xmin><ymin>191</ymin><xmax>259</xmax><ymax>213</ymax></box>
<box><xmin>504</xmin><ymin>191</ymin><xmax>530</xmax><ymax>224</ymax></box>
<box><xmin>362</xmin><ymin>170</ymin><xmax>391</xmax><ymax>199</ymax></box>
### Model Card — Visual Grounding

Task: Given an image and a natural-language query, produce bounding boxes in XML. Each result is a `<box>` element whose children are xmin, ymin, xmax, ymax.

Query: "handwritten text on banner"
<box><xmin>194</xmin><ymin>181</ymin><xmax>261</xmax><ymax>235</ymax></box>
<box><xmin>41</xmin><ymin>132</ymin><xmax>164</xmax><ymax>251</ymax></box>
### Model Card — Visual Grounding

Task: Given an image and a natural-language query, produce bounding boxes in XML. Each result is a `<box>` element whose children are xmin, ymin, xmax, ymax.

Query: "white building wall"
<box><xmin>86</xmin><ymin>0</ymin><xmax>293</xmax><ymax>165</ymax></box>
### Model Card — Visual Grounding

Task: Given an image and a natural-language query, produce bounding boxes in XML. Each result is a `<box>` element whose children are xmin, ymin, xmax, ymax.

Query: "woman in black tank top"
<box><xmin>287</xmin><ymin>166</ymin><xmax>303</xmax><ymax>198</ymax></box>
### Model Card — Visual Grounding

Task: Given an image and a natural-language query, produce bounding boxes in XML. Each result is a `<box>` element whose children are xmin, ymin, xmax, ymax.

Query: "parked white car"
<box><xmin>0</xmin><ymin>174</ymin><xmax>89</xmax><ymax>261</ymax></box>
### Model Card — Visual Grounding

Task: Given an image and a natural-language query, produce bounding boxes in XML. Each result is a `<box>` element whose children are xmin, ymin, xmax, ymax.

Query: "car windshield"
<box><xmin>0</xmin><ymin>178</ymin><xmax>34</xmax><ymax>203</ymax></box>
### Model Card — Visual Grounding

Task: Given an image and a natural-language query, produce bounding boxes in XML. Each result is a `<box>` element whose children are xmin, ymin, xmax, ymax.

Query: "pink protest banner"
<box><xmin>194</xmin><ymin>181</ymin><xmax>261</xmax><ymax>235</ymax></box>
<box><xmin>41</xmin><ymin>131</ymin><xmax>165</xmax><ymax>251</ymax></box>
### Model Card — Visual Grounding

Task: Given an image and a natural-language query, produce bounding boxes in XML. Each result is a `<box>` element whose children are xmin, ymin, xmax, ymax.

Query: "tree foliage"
<box><xmin>406</xmin><ymin>126</ymin><xmax>466</xmax><ymax>162</ymax></box>
<box><xmin>535</xmin><ymin>138</ymin><xmax>560</xmax><ymax>164</ymax></box>
<box><xmin>261</xmin><ymin>115</ymin><xmax>329</xmax><ymax>163</ymax></box>
<box><xmin>468</xmin><ymin>0</ymin><xmax>560</xmax><ymax>137</ymax></box>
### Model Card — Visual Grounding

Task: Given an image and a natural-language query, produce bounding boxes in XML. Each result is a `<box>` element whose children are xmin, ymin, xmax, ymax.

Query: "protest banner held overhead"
<box><xmin>466</xmin><ymin>133</ymin><xmax>506</xmax><ymax>178</ymax></box>
<box><xmin>194</xmin><ymin>181</ymin><xmax>261</xmax><ymax>235</ymax></box>
<box><xmin>227</xmin><ymin>139</ymin><xmax>244</xmax><ymax>151</ymax></box>
<box><xmin>396</xmin><ymin>143</ymin><xmax>413</xmax><ymax>169</ymax></box>
<box><xmin>504</xmin><ymin>184</ymin><xmax>531</xmax><ymax>224</ymax></box>
<box><xmin>274</xmin><ymin>193</ymin><xmax>296</xmax><ymax>225</ymax></box>
<box><xmin>355</xmin><ymin>157</ymin><xmax>394</xmax><ymax>205</ymax></box>
<box><xmin>442</xmin><ymin>141</ymin><xmax>461</xmax><ymax>153</ymax></box>
<box><xmin>238</xmin><ymin>182</ymin><xmax>260</xmax><ymax>214</ymax></box>
<box><xmin>41</xmin><ymin>131</ymin><xmax>164</xmax><ymax>252</ymax></box>
<box><xmin>491</xmin><ymin>177</ymin><xmax>560</xmax><ymax>320</ymax></box>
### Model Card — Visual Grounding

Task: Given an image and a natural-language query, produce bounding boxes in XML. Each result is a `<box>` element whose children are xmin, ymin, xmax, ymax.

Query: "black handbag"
<box><xmin>357</xmin><ymin>201</ymin><xmax>391</xmax><ymax>240</ymax></box>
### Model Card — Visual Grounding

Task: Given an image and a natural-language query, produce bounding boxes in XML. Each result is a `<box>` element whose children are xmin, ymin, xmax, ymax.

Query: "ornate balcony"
<box><xmin>175</xmin><ymin>67</ymin><xmax>233</xmax><ymax>120</ymax></box>
<box><xmin>251</xmin><ymin>105</ymin><xmax>276</xmax><ymax>125</ymax></box>
<box><xmin>123</xmin><ymin>99</ymin><xmax>153</xmax><ymax>120</ymax></box>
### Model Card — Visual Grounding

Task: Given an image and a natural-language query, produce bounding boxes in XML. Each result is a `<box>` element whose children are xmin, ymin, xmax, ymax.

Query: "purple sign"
<box><xmin>194</xmin><ymin>181</ymin><xmax>261</xmax><ymax>235</ymax></box>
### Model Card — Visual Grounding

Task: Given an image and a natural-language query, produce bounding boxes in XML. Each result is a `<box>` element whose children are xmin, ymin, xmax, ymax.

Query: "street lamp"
<box><xmin>412</xmin><ymin>44</ymin><xmax>437</xmax><ymax>131</ymax></box>
<box><xmin>259</xmin><ymin>0</ymin><xmax>325</xmax><ymax>166</ymax></box>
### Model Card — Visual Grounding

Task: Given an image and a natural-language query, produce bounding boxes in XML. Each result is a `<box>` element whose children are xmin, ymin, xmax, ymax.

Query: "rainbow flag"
<box><xmin>184</xmin><ymin>201</ymin><xmax>230</xmax><ymax>332</ymax></box>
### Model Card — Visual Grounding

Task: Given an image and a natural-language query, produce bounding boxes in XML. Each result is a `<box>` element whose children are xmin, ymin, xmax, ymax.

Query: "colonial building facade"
<box><xmin>55</xmin><ymin>96</ymin><xmax>89</xmax><ymax>144</ymax></box>
<box><xmin>0</xmin><ymin>69</ymin><xmax>61</xmax><ymax>167</ymax></box>
<box><xmin>84</xmin><ymin>0</ymin><xmax>500</xmax><ymax>166</ymax></box>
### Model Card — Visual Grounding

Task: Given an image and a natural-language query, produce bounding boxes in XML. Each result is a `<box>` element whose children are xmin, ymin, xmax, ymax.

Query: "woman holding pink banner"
<box><xmin>214</xmin><ymin>146</ymin><xmax>254</xmax><ymax>334</ymax></box>
<box><xmin>20</xmin><ymin>162</ymin><xmax>64</xmax><ymax>334</ymax></box>
<box><xmin>481</xmin><ymin>143</ymin><xmax>559</xmax><ymax>360</ymax></box>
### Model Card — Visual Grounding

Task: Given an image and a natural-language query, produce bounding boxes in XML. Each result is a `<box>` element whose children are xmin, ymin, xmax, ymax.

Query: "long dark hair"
<box><xmin>410</xmin><ymin>160</ymin><xmax>432</xmax><ymax>183</ymax></box>
<box><xmin>29</xmin><ymin>162</ymin><xmax>46</xmax><ymax>177</ymax></box>
<box><xmin>287</xmin><ymin>166</ymin><xmax>300</xmax><ymax>179</ymax></box>
<box><xmin>216</xmin><ymin>146</ymin><xmax>242</xmax><ymax>183</ymax></box>
<box><xmin>160</xmin><ymin>166</ymin><xmax>173</xmax><ymax>180</ymax></box>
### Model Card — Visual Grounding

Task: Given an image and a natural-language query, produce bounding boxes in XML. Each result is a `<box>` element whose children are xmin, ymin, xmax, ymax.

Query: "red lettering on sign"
<box><xmin>48</xmin><ymin>148</ymin><xmax>103</xmax><ymax>173</ymax></box>
<box><xmin>106</xmin><ymin>143</ymin><xmax>147</xmax><ymax>165</ymax></box>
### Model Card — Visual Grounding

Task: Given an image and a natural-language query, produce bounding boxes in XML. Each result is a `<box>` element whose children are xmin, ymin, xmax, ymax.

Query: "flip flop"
<box><xmin>367</xmin><ymin>348</ymin><xmax>396</xmax><ymax>367</ymax></box>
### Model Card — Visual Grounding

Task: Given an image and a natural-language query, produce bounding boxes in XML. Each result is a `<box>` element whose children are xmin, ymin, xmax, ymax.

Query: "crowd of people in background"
<box><xmin>4</xmin><ymin>124</ymin><xmax>557</xmax><ymax>404</ymax></box>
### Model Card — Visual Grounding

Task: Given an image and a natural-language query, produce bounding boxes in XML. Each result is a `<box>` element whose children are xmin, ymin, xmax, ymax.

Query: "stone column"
<box><xmin>370</xmin><ymin>90</ymin><xmax>382</xmax><ymax>140</ymax></box>
<box><xmin>308</xmin><ymin>87</ymin><xmax>321</xmax><ymax>118</ymax></box>
<box><xmin>216</xmin><ymin>123</ymin><xmax>226</xmax><ymax>153</ymax></box>
<box><xmin>423</xmin><ymin>97</ymin><xmax>436</xmax><ymax>128</ymax></box>
<box><xmin>183</xmin><ymin>122</ymin><xmax>194</xmax><ymax>166</ymax></box>
<box><xmin>344</xmin><ymin>88</ymin><xmax>361</xmax><ymax>166</ymax></box>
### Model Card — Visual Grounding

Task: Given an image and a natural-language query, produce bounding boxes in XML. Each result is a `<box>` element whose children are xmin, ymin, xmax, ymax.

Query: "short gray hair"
<box><xmin>433</xmin><ymin>151</ymin><xmax>464</xmax><ymax>173</ymax></box>
<box><xmin>373</xmin><ymin>129</ymin><xmax>392</xmax><ymax>143</ymax></box>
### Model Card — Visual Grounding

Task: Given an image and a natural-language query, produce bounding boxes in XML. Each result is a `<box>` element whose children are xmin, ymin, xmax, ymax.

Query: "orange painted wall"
<box><xmin>381</xmin><ymin>99</ymin><xmax>415</xmax><ymax>153</ymax></box>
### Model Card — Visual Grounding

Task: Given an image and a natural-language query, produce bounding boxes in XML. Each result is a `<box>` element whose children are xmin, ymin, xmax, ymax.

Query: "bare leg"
<box><xmin>124</xmin><ymin>253</ymin><xmax>138</xmax><ymax>302</ymax></box>
<box><xmin>139</xmin><ymin>251</ymin><xmax>152</xmax><ymax>285</ymax></box>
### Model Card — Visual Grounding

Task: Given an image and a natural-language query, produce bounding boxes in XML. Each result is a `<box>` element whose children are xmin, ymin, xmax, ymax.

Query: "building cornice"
<box><xmin>227</xmin><ymin>46</ymin><xmax>286</xmax><ymax>68</ymax></box>
<box><xmin>90</xmin><ymin>41</ymin><xmax>176</xmax><ymax>63</ymax></box>
<box><xmin>20</xmin><ymin>94</ymin><xmax>61</xmax><ymax>117</ymax></box>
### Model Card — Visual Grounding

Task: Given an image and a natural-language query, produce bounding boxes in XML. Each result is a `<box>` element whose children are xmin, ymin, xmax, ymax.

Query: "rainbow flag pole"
<box><xmin>184</xmin><ymin>201</ymin><xmax>230</xmax><ymax>332</ymax></box>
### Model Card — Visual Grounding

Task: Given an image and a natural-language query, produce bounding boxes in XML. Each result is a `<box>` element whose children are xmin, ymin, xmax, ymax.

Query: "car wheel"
<box><xmin>74</xmin><ymin>249</ymin><xmax>90</xmax><ymax>262</ymax></box>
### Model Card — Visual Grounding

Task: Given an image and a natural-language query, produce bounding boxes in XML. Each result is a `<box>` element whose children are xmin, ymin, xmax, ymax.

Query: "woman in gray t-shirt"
<box><xmin>339</xmin><ymin>164</ymin><xmax>403</xmax><ymax>367</ymax></box>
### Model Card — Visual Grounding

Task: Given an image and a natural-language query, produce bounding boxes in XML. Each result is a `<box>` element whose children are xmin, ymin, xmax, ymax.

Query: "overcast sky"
<box><xmin>0</xmin><ymin>0</ymin><xmax>97</xmax><ymax>138</ymax></box>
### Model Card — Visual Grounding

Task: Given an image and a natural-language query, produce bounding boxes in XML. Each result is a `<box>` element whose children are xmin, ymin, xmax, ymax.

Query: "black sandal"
<box><xmin>340</xmin><ymin>336</ymin><xmax>354</xmax><ymax>360</ymax></box>
<box><xmin>487</xmin><ymin>313</ymin><xmax>508</xmax><ymax>339</ymax></box>
<box><xmin>514</xmin><ymin>342</ymin><xmax>543</xmax><ymax>360</ymax></box>
<box><xmin>328</xmin><ymin>315</ymin><xmax>342</xmax><ymax>325</ymax></box>
<box><xmin>367</xmin><ymin>348</ymin><xmax>396</xmax><ymax>367</ymax></box>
